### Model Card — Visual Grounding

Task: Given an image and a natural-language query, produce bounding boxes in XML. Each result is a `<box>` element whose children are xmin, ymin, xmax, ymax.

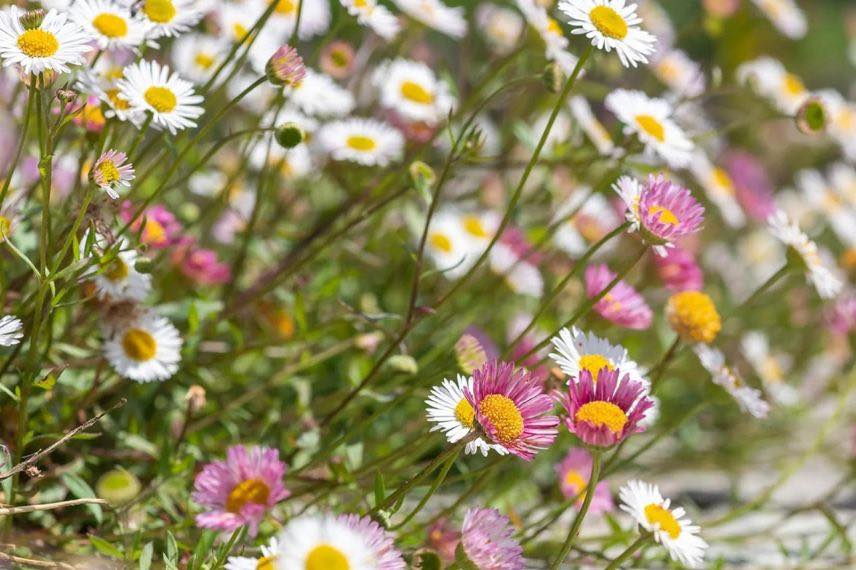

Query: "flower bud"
<box><xmin>96</xmin><ymin>468</ymin><xmax>141</xmax><ymax>505</ymax></box>
<box><xmin>796</xmin><ymin>97</ymin><xmax>826</xmax><ymax>135</ymax></box>
<box><xmin>266</xmin><ymin>45</ymin><xmax>306</xmax><ymax>87</ymax></box>
<box><xmin>275</xmin><ymin>122</ymin><xmax>305</xmax><ymax>148</ymax></box>
<box><xmin>19</xmin><ymin>9</ymin><xmax>46</xmax><ymax>30</ymax></box>
<box><xmin>409</xmin><ymin>160</ymin><xmax>436</xmax><ymax>190</ymax></box>
<box><xmin>542</xmin><ymin>62</ymin><xmax>564</xmax><ymax>94</ymax></box>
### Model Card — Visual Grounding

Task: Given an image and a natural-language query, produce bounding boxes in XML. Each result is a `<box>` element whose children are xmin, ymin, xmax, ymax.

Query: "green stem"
<box><xmin>648</xmin><ymin>337</ymin><xmax>680</xmax><ymax>391</ymax></box>
<box><xmin>604</xmin><ymin>533</ymin><xmax>653</xmax><ymax>570</ymax></box>
<box><xmin>550</xmin><ymin>451</ymin><xmax>602</xmax><ymax>568</ymax></box>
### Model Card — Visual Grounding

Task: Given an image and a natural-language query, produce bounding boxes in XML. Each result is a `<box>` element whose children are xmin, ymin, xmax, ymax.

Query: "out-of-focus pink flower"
<box><xmin>584</xmin><ymin>264</ymin><xmax>653</xmax><ymax>330</ymax></box>
<box><xmin>73</xmin><ymin>95</ymin><xmax>106</xmax><ymax>133</ymax></box>
<box><xmin>172</xmin><ymin>238</ymin><xmax>231</xmax><ymax>285</ymax></box>
<box><xmin>386</xmin><ymin>110</ymin><xmax>436</xmax><ymax>143</ymax></box>
<box><xmin>555</xmin><ymin>448</ymin><xmax>614</xmax><ymax>515</ymax></box>
<box><xmin>320</xmin><ymin>40</ymin><xmax>355</xmax><ymax>79</ymax></box>
<box><xmin>461</xmin><ymin>507</ymin><xmax>525</xmax><ymax>569</ymax></box>
<box><xmin>653</xmin><ymin>246</ymin><xmax>704</xmax><ymax>292</ymax></box>
<box><xmin>121</xmin><ymin>202</ymin><xmax>182</xmax><ymax>249</ymax></box>
<box><xmin>724</xmin><ymin>151</ymin><xmax>776</xmax><ymax>221</ymax></box>
<box><xmin>703</xmin><ymin>0</ymin><xmax>740</xmax><ymax>18</ymax></box>
<box><xmin>826</xmin><ymin>293</ymin><xmax>856</xmax><ymax>335</ymax></box>
<box><xmin>427</xmin><ymin>518</ymin><xmax>460</xmax><ymax>562</ymax></box>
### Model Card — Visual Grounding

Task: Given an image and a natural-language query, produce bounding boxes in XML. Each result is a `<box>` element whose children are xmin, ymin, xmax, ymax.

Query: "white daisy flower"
<box><xmin>104</xmin><ymin>311</ymin><xmax>182</xmax><ymax>383</ymax></box>
<box><xmin>817</xmin><ymin>90</ymin><xmax>856</xmax><ymax>163</ymax></box>
<box><xmin>425</xmin><ymin>375</ymin><xmax>507</xmax><ymax>456</ymax></box>
<box><xmin>751</xmin><ymin>0</ymin><xmax>806</xmax><ymax>40</ymax></box>
<box><xmin>829</xmin><ymin>162</ymin><xmax>856</xmax><ymax>209</ymax></box>
<box><xmin>652</xmin><ymin>49</ymin><xmax>705</xmax><ymax>98</ymax></box>
<box><xmin>741</xmin><ymin>331</ymin><xmax>798</xmax><ymax>406</ymax></box>
<box><xmin>694</xmin><ymin>344</ymin><xmax>770</xmax><ymax>419</ymax></box>
<box><xmin>618</xmin><ymin>480</ymin><xmax>708</xmax><ymax>568</ymax></box>
<box><xmin>92</xmin><ymin>245</ymin><xmax>152</xmax><ymax>302</ymax></box>
<box><xmin>252</xmin><ymin>0</ymin><xmax>331</xmax><ymax>41</ymax></box>
<box><xmin>558</xmin><ymin>0</ymin><xmax>657</xmax><ymax>68</ymax></box>
<box><xmin>605</xmin><ymin>89</ymin><xmax>693</xmax><ymax>168</ymax></box>
<box><xmin>339</xmin><ymin>0</ymin><xmax>400</xmax><ymax>40</ymax></box>
<box><xmin>796</xmin><ymin>168</ymin><xmax>856</xmax><ymax>247</ymax></box>
<box><xmin>372</xmin><ymin>58</ymin><xmax>455</xmax><ymax>125</ymax></box>
<box><xmin>553</xmin><ymin>191</ymin><xmax>621</xmax><ymax>256</ymax></box>
<box><xmin>489</xmin><ymin>242</ymin><xmax>544</xmax><ymax>298</ymax></box>
<box><xmin>285</xmin><ymin>69</ymin><xmax>355</xmax><ymax>118</ymax></box>
<box><xmin>568</xmin><ymin>96</ymin><xmax>615</xmax><ymax>156</ymax></box>
<box><xmin>316</xmin><ymin>118</ymin><xmax>403</xmax><ymax>167</ymax></box>
<box><xmin>549</xmin><ymin>327</ymin><xmax>648</xmax><ymax>388</ymax></box>
<box><xmin>392</xmin><ymin>0</ymin><xmax>467</xmax><ymax>38</ymax></box>
<box><xmin>91</xmin><ymin>149</ymin><xmax>135</xmax><ymax>199</ymax></box>
<box><xmin>118</xmin><ymin>59</ymin><xmax>204</xmax><ymax>134</ymax></box>
<box><xmin>516</xmin><ymin>0</ymin><xmax>580</xmax><ymax>75</ymax></box>
<box><xmin>688</xmin><ymin>151</ymin><xmax>746</xmax><ymax>229</ymax></box>
<box><xmin>736</xmin><ymin>56</ymin><xmax>809</xmax><ymax>115</ymax></box>
<box><xmin>0</xmin><ymin>315</ymin><xmax>23</xmax><ymax>347</ymax></box>
<box><xmin>476</xmin><ymin>3</ymin><xmax>524</xmax><ymax>56</ymax></box>
<box><xmin>423</xmin><ymin>210</ymin><xmax>477</xmax><ymax>279</ymax></box>
<box><xmin>0</xmin><ymin>6</ymin><xmax>93</xmax><ymax>75</ymax></box>
<box><xmin>136</xmin><ymin>0</ymin><xmax>204</xmax><ymax>39</ymax></box>
<box><xmin>768</xmin><ymin>209</ymin><xmax>843</xmax><ymax>299</ymax></box>
<box><xmin>225</xmin><ymin>537</ymin><xmax>279</xmax><ymax>570</ymax></box>
<box><xmin>73</xmin><ymin>0</ymin><xmax>149</xmax><ymax>50</ymax></box>
<box><xmin>171</xmin><ymin>33</ymin><xmax>223</xmax><ymax>83</ymax></box>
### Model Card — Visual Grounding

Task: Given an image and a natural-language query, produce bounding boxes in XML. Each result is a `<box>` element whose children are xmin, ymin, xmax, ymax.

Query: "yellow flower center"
<box><xmin>144</xmin><ymin>86</ymin><xmax>177</xmax><ymax>113</ymax></box>
<box><xmin>602</xmin><ymin>292</ymin><xmax>622</xmax><ymax>312</ymax></box>
<box><xmin>93</xmin><ymin>13</ymin><xmax>128</xmax><ymax>38</ymax></box>
<box><xmin>578</xmin><ymin>354</ymin><xmax>614</xmax><ymax>379</ymax></box>
<box><xmin>83</xmin><ymin>104</ymin><xmax>106</xmax><ymax>128</ymax></box>
<box><xmin>589</xmin><ymin>6</ymin><xmax>628</xmax><ymax>39</ymax></box>
<box><xmin>143</xmin><ymin>0</ymin><xmax>177</xmax><ymax>23</ymax></box>
<box><xmin>712</xmin><ymin>167</ymin><xmax>734</xmax><ymax>194</ymax></box>
<box><xmin>400</xmin><ymin>80</ymin><xmax>434</xmax><ymax>105</ymax></box>
<box><xmin>0</xmin><ymin>215</ymin><xmax>11</xmax><ymax>239</ymax></box>
<box><xmin>105</xmin><ymin>258</ymin><xmax>129</xmax><ymax>281</ymax></box>
<box><xmin>478</xmin><ymin>394</ymin><xmax>524</xmax><ymax>444</ymax></box>
<box><xmin>225</xmin><ymin>478</ymin><xmax>270</xmax><ymax>513</ymax></box>
<box><xmin>564</xmin><ymin>469</ymin><xmax>587</xmax><ymax>493</ymax></box>
<box><xmin>454</xmin><ymin>398</ymin><xmax>475</xmax><ymax>428</ymax></box>
<box><xmin>648</xmin><ymin>205</ymin><xmax>679</xmax><ymax>226</ymax></box>
<box><xmin>462</xmin><ymin>215</ymin><xmax>488</xmax><ymax>238</ymax></box>
<box><xmin>345</xmin><ymin>135</ymin><xmax>376</xmax><ymax>152</ymax></box>
<box><xmin>232</xmin><ymin>23</ymin><xmax>249</xmax><ymax>40</ymax></box>
<box><xmin>256</xmin><ymin>556</ymin><xmax>276</xmax><ymax>570</ymax></box>
<box><xmin>96</xmin><ymin>160</ymin><xmax>121</xmax><ymax>185</ymax></box>
<box><xmin>17</xmin><ymin>29</ymin><xmax>59</xmax><ymax>58</ymax></box>
<box><xmin>106</xmin><ymin>88</ymin><xmax>130</xmax><ymax>110</ymax></box>
<box><xmin>546</xmin><ymin>17</ymin><xmax>562</xmax><ymax>36</ymax></box>
<box><xmin>429</xmin><ymin>232</ymin><xmax>453</xmax><ymax>253</ymax></box>
<box><xmin>306</xmin><ymin>544</ymin><xmax>350</xmax><ymax>570</ymax></box>
<box><xmin>574</xmin><ymin>401</ymin><xmax>627</xmax><ymax>434</ymax></box>
<box><xmin>143</xmin><ymin>218</ymin><xmax>167</xmax><ymax>246</ymax></box>
<box><xmin>194</xmin><ymin>52</ymin><xmax>215</xmax><ymax>69</ymax></box>
<box><xmin>121</xmin><ymin>328</ymin><xmax>157</xmax><ymax>361</ymax></box>
<box><xmin>275</xmin><ymin>0</ymin><xmax>296</xmax><ymax>15</ymax></box>
<box><xmin>783</xmin><ymin>73</ymin><xmax>805</xmax><ymax>96</ymax></box>
<box><xmin>635</xmin><ymin>114</ymin><xmax>666</xmax><ymax>142</ymax></box>
<box><xmin>667</xmin><ymin>291</ymin><xmax>721</xmax><ymax>344</ymax></box>
<box><xmin>644</xmin><ymin>503</ymin><xmax>681</xmax><ymax>539</ymax></box>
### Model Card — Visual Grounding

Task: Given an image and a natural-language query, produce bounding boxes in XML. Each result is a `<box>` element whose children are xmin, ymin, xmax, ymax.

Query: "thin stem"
<box><xmin>604</xmin><ymin>533</ymin><xmax>653</xmax><ymax>570</ymax></box>
<box><xmin>550</xmin><ymin>451</ymin><xmax>602</xmax><ymax>568</ymax></box>
<box><xmin>648</xmin><ymin>337</ymin><xmax>680</xmax><ymax>391</ymax></box>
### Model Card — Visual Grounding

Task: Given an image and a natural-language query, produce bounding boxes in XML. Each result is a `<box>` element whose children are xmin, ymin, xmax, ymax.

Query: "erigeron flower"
<box><xmin>768</xmin><ymin>209</ymin><xmax>843</xmax><ymax>299</ymax></box>
<box><xmin>476</xmin><ymin>3</ymin><xmax>524</xmax><ymax>56</ymax></box>
<box><xmin>454</xmin><ymin>328</ymin><xmax>498</xmax><ymax>375</ymax></box>
<box><xmin>317</xmin><ymin>118</ymin><xmax>404</xmax><ymax>167</ymax></box>
<box><xmin>555</xmin><ymin>448</ymin><xmax>614</xmax><ymax>514</ymax></box>
<box><xmin>694</xmin><ymin>344</ymin><xmax>770</xmax><ymax>419</ymax></box>
<box><xmin>225</xmin><ymin>537</ymin><xmax>280</xmax><ymax>570</ymax></box>
<box><xmin>654</xmin><ymin>246</ymin><xmax>704</xmax><ymax>293</ymax></box>
<box><xmin>796</xmin><ymin>167</ymin><xmax>856</xmax><ymax>247</ymax></box>
<box><xmin>750</xmin><ymin>0</ymin><xmax>806</xmax><ymax>40</ymax></box>
<box><xmin>0</xmin><ymin>315</ymin><xmax>23</xmax><ymax>347</ymax></box>
<box><xmin>553</xmin><ymin>191</ymin><xmax>622</xmax><ymax>257</ymax></box>
<box><xmin>666</xmin><ymin>291</ymin><xmax>721</xmax><ymax>344</ymax></box>
<box><xmin>558</xmin><ymin>367</ymin><xmax>653</xmax><ymax>448</ymax></box>
<box><xmin>615</xmin><ymin>174</ymin><xmax>705</xmax><ymax>255</ymax></box>
<box><xmin>372</xmin><ymin>58</ymin><xmax>455</xmax><ymax>125</ymax></box>
<box><xmin>463</xmin><ymin>360</ymin><xmax>559</xmax><ymax>461</ymax></box>
<box><xmin>285</xmin><ymin>69</ymin><xmax>355</xmax><ymax>117</ymax></box>
<box><xmin>605</xmin><ymin>90</ymin><xmax>694</xmax><ymax>168</ymax></box>
<box><xmin>585</xmin><ymin>263</ymin><xmax>653</xmax><ymax>330</ymax></box>
<box><xmin>104</xmin><ymin>311</ymin><xmax>182</xmax><ymax>383</ymax></box>
<box><xmin>192</xmin><ymin>445</ymin><xmax>289</xmax><ymax>537</ymax></box>
<box><xmin>319</xmin><ymin>40</ymin><xmax>355</xmax><ymax>79</ymax></box>
<box><xmin>489</xmin><ymin>227</ymin><xmax>544</xmax><ymax>298</ymax></box>
<box><xmin>723</xmin><ymin>150</ymin><xmax>777</xmax><ymax>222</ymax></box>
<box><xmin>118</xmin><ymin>60</ymin><xmax>204</xmax><ymax>134</ymax></box>
<box><xmin>652</xmin><ymin>49</ymin><xmax>705</xmax><ymax>97</ymax></box>
<box><xmin>516</xmin><ymin>0</ymin><xmax>580</xmax><ymax>75</ymax></box>
<box><xmin>0</xmin><ymin>6</ymin><xmax>92</xmax><ymax>75</ymax></box>
<box><xmin>569</xmin><ymin>96</ymin><xmax>615</xmax><ymax>156</ymax></box>
<box><xmin>392</xmin><ymin>0</ymin><xmax>466</xmax><ymax>38</ymax></box>
<box><xmin>741</xmin><ymin>331</ymin><xmax>797</xmax><ymax>406</ymax></box>
<box><xmin>92</xmin><ymin>245</ymin><xmax>151</xmax><ymax>302</ymax></box>
<box><xmin>120</xmin><ymin>202</ymin><xmax>182</xmax><ymax>249</ymax></box>
<box><xmin>72</xmin><ymin>0</ymin><xmax>149</xmax><ymax>50</ymax></box>
<box><xmin>559</xmin><ymin>0</ymin><xmax>657</xmax><ymax>68</ymax></box>
<box><xmin>619</xmin><ymin>480</ymin><xmax>708</xmax><ymax>568</ymax></box>
<box><xmin>425</xmin><ymin>374</ymin><xmax>507</xmax><ymax>457</ymax></box>
<box><xmin>339</xmin><ymin>0</ymin><xmax>400</xmax><ymax>40</ymax></box>
<box><xmin>273</xmin><ymin>512</ymin><xmax>406</xmax><ymax>569</ymax></box>
<box><xmin>817</xmin><ymin>91</ymin><xmax>856</xmax><ymax>162</ymax></box>
<box><xmin>737</xmin><ymin>57</ymin><xmax>809</xmax><ymax>115</ymax></box>
<box><xmin>266</xmin><ymin>44</ymin><xmax>306</xmax><ymax>87</ymax></box>
<box><xmin>90</xmin><ymin>149</ymin><xmax>134</xmax><ymax>199</ymax></box>
<box><xmin>137</xmin><ymin>0</ymin><xmax>204</xmax><ymax>39</ymax></box>
<box><xmin>171</xmin><ymin>33</ymin><xmax>223</xmax><ymax>83</ymax></box>
<box><xmin>252</xmin><ymin>0</ymin><xmax>331</xmax><ymax>41</ymax></box>
<box><xmin>459</xmin><ymin>508</ymin><xmax>525</xmax><ymax>569</ymax></box>
<box><xmin>688</xmin><ymin>151</ymin><xmax>746</xmax><ymax>228</ymax></box>
<box><xmin>549</xmin><ymin>327</ymin><xmax>646</xmax><ymax>388</ymax></box>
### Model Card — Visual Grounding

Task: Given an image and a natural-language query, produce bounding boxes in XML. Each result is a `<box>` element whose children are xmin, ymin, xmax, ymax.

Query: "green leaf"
<box><xmin>89</xmin><ymin>535</ymin><xmax>123</xmax><ymax>558</ymax></box>
<box><xmin>61</xmin><ymin>473</ymin><xmax>102</xmax><ymax>523</ymax></box>
<box><xmin>138</xmin><ymin>542</ymin><xmax>153</xmax><ymax>570</ymax></box>
<box><xmin>373</xmin><ymin>471</ymin><xmax>386</xmax><ymax>508</ymax></box>
<box><xmin>413</xmin><ymin>551</ymin><xmax>442</xmax><ymax>570</ymax></box>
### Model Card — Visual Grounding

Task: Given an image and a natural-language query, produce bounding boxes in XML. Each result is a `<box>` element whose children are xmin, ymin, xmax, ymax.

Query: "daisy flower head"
<box><xmin>192</xmin><ymin>445</ymin><xmax>289</xmax><ymax>537</ymax></box>
<box><xmin>723</xmin><ymin>150</ymin><xmax>777</xmax><ymax>222</ymax></box>
<box><xmin>119</xmin><ymin>60</ymin><xmax>204</xmax><ymax>134</ymax></box>
<box><xmin>516</xmin><ymin>0</ymin><xmax>579</xmax><ymax>76</ymax></box>
<box><xmin>549</xmin><ymin>327</ymin><xmax>646</xmax><ymax>388</ymax></box>
<box><xmin>666</xmin><ymin>290</ymin><xmax>721</xmax><ymax>344</ymax></box>
<box><xmin>425</xmin><ymin>374</ymin><xmax>507</xmax><ymax>457</ymax></box>
<box><xmin>256</xmin><ymin>0</ymin><xmax>331</xmax><ymax>41</ymax></box>
<box><xmin>392</xmin><ymin>0</ymin><xmax>467</xmax><ymax>38</ymax></box>
<box><xmin>688</xmin><ymin>151</ymin><xmax>746</xmax><ymax>228</ymax></box>
<box><xmin>0</xmin><ymin>6</ymin><xmax>93</xmax><ymax>75</ymax></box>
<box><xmin>605</xmin><ymin>90</ymin><xmax>694</xmax><ymax>168</ymax></box>
<box><xmin>317</xmin><ymin>118</ymin><xmax>404</xmax><ymax>167</ymax></box>
<box><xmin>104</xmin><ymin>311</ymin><xmax>182</xmax><ymax>382</ymax></box>
<box><xmin>225</xmin><ymin>537</ymin><xmax>279</xmax><ymax>570</ymax></box>
<box><xmin>584</xmin><ymin>263</ymin><xmax>653</xmax><ymax>330</ymax></box>
<box><xmin>372</xmin><ymin>58</ymin><xmax>455</xmax><ymax>125</ymax></box>
<box><xmin>652</xmin><ymin>49</ymin><xmax>705</xmax><ymax>98</ymax></box>
<box><xmin>619</xmin><ymin>480</ymin><xmax>708</xmax><ymax>568</ymax></box>
<box><xmin>285</xmin><ymin>69</ymin><xmax>355</xmax><ymax>117</ymax></box>
<box><xmin>90</xmin><ymin>149</ymin><xmax>134</xmax><ymax>199</ymax></box>
<box><xmin>92</xmin><ymin>245</ymin><xmax>151</xmax><ymax>302</ymax></box>
<box><xmin>137</xmin><ymin>0</ymin><xmax>205</xmax><ymax>39</ymax></box>
<box><xmin>751</xmin><ymin>0</ymin><xmax>806</xmax><ymax>40</ymax></box>
<box><xmin>339</xmin><ymin>0</ymin><xmax>400</xmax><ymax>40</ymax></box>
<box><xmin>72</xmin><ymin>0</ymin><xmax>149</xmax><ymax>51</ymax></box>
<box><xmin>569</xmin><ymin>96</ymin><xmax>615</xmax><ymax>156</ymax></box>
<box><xmin>768</xmin><ymin>209</ymin><xmax>843</xmax><ymax>299</ymax></box>
<box><xmin>266</xmin><ymin>44</ymin><xmax>306</xmax><ymax>87</ymax></box>
<box><xmin>694</xmin><ymin>344</ymin><xmax>770</xmax><ymax>418</ymax></box>
<box><xmin>737</xmin><ymin>57</ymin><xmax>809</xmax><ymax>115</ymax></box>
<box><xmin>558</xmin><ymin>0</ymin><xmax>657</xmax><ymax>68</ymax></box>
<box><xmin>558</xmin><ymin>367</ymin><xmax>653</xmax><ymax>448</ymax></box>
<box><xmin>463</xmin><ymin>360</ymin><xmax>559</xmax><ymax>461</ymax></box>
<box><xmin>555</xmin><ymin>448</ymin><xmax>614</xmax><ymax>514</ymax></box>
<box><xmin>653</xmin><ymin>246</ymin><xmax>704</xmax><ymax>292</ymax></box>
<box><xmin>0</xmin><ymin>315</ymin><xmax>23</xmax><ymax>347</ymax></box>
<box><xmin>459</xmin><ymin>507</ymin><xmax>525</xmax><ymax>570</ymax></box>
<box><xmin>171</xmin><ymin>33</ymin><xmax>223</xmax><ymax>83</ymax></box>
<box><xmin>273</xmin><ymin>512</ymin><xmax>406</xmax><ymax>569</ymax></box>
<box><xmin>476</xmin><ymin>3</ymin><xmax>524</xmax><ymax>56</ymax></box>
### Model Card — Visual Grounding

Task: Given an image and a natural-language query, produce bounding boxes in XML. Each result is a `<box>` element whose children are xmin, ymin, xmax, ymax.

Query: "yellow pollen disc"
<box><xmin>225</xmin><ymin>478</ymin><xmax>270</xmax><ymax>513</ymax></box>
<box><xmin>644</xmin><ymin>503</ymin><xmax>681</xmax><ymax>539</ymax></box>
<box><xmin>429</xmin><ymin>232</ymin><xmax>453</xmax><ymax>253</ymax></box>
<box><xmin>783</xmin><ymin>73</ymin><xmax>805</xmax><ymax>96</ymax></box>
<box><xmin>602</xmin><ymin>292</ymin><xmax>622</xmax><ymax>312</ymax></box>
<box><xmin>121</xmin><ymin>328</ymin><xmax>157</xmax><ymax>361</ymax></box>
<box><xmin>233</xmin><ymin>23</ymin><xmax>249</xmax><ymax>40</ymax></box>
<box><xmin>17</xmin><ymin>29</ymin><xmax>59</xmax><ymax>58</ymax></box>
<box><xmin>105</xmin><ymin>258</ymin><xmax>129</xmax><ymax>281</ymax></box>
<box><xmin>546</xmin><ymin>17</ymin><xmax>562</xmax><ymax>36</ymax></box>
<box><xmin>345</xmin><ymin>135</ymin><xmax>376</xmax><ymax>152</ymax></box>
<box><xmin>0</xmin><ymin>215</ymin><xmax>11</xmax><ymax>239</ymax></box>
<box><xmin>712</xmin><ymin>168</ymin><xmax>734</xmax><ymax>194</ymax></box>
<box><xmin>275</xmin><ymin>0</ymin><xmax>296</xmax><ymax>15</ymax></box>
<box><xmin>330</xmin><ymin>48</ymin><xmax>349</xmax><ymax>68</ymax></box>
<box><xmin>306</xmin><ymin>544</ymin><xmax>350</xmax><ymax>570</ymax></box>
<box><xmin>463</xmin><ymin>215</ymin><xmax>488</xmax><ymax>238</ymax></box>
<box><xmin>93</xmin><ymin>13</ymin><xmax>128</xmax><ymax>38</ymax></box>
<box><xmin>107</xmin><ymin>88</ymin><xmax>130</xmax><ymax>110</ymax></box>
<box><xmin>589</xmin><ymin>6</ymin><xmax>628</xmax><ymax>39</ymax></box>
<box><xmin>478</xmin><ymin>394</ymin><xmax>524</xmax><ymax>444</ymax></box>
<box><xmin>564</xmin><ymin>469</ymin><xmax>587</xmax><ymax>493</ymax></box>
<box><xmin>256</xmin><ymin>556</ymin><xmax>276</xmax><ymax>570</ymax></box>
<box><xmin>83</xmin><ymin>104</ymin><xmax>106</xmax><ymax>127</ymax></box>
<box><xmin>194</xmin><ymin>52</ymin><xmax>215</xmax><ymax>69</ymax></box>
<box><xmin>143</xmin><ymin>218</ymin><xmax>167</xmax><ymax>245</ymax></box>
<box><xmin>143</xmin><ymin>0</ymin><xmax>177</xmax><ymax>23</ymax></box>
<box><xmin>667</xmin><ymin>291</ymin><xmax>722</xmax><ymax>344</ymax></box>
<box><xmin>648</xmin><ymin>205</ymin><xmax>680</xmax><ymax>225</ymax></box>
<box><xmin>144</xmin><ymin>86</ymin><xmax>177</xmax><ymax>113</ymax></box>
<box><xmin>635</xmin><ymin>114</ymin><xmax>666</xmax><ymax>142</ymax></box>
<box><xmin>97</xmin><ymin>160</ymin><xmax>121</xmax><ymax>185</ymax></box>
<box><xmin>454</xmin><ymin>398</ymin><xmax>475</xmax><ymax>428</ymax></box>
<box><xmin>579</xmin><ymin>354</ymin><xmax>614</xmax><ymax>379</ymax></box>
<box><xmin>400</xmin><ymin>80</ymin><xmax>434</xmax><ymax>105</ymax></box>
<box><xmin>574</xmin><ymin>401</ymin><xmax>628</xmax><ymax>434</ymax></box>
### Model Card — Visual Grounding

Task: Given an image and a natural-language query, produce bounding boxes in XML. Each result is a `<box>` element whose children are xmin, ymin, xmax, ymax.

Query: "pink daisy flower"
<box><xmin>171</xmin><ymin>238</ymin><xmax>231</xmax><ymax>285</ymax></box>
<box><xmin>120</xmin><ymin>202</ymin><xmax>182</xmax><ymax>249</ymax></box>
<box><xmin>826</xmin><ymin>293</ymin><xmax>856</xmax><ymax>335</ymax></box>
<box><xmin>460</xmin><ymin>507</ymin><xmax>525</xmax><ymax>570</ymax></box>
<box><xmin>615</xmin><ymin>174</ymin><xmax>705</xmax><ymax>256</ymax></box>
<box><xmin>90</xmin><ymin>149</ymin><xmax>134</xmax><ymax>199</ymax></box>
<box><xmin>427</xmin><ymin>518</ymin><xmax>461</xmax><ymax>562</ymax></box>
<box><xmin>723</xmin><ymin>151</ymin><xmax>776</xmax><ymax>221</ymax></box>
<box><xmin>653</xmin><ymin>246</ymin><xmax>704</xmax><ymax>292</ymax></box>
<box><xmin>557</xmin><ymin>367</ymin><xmax>654</xmax><ymax>448</ymax></box>
<box><xmin>555</xmin><ymin>448</ymin><xmax>614</xmax><ymax>515</ymax></box>
<box><xmin>584</xmin><ymin>264</ymin><xmax>653</xmax><ymax>330</ymax></box>
<box><xmin>191</xmin><ymin>445</ymin><xmax>289</xmax><ymax>536</ymax></box>
<box><xmin>464</xmin><ymin>360</ymin><xmax>559</xmax><ymax>461</ymax></box>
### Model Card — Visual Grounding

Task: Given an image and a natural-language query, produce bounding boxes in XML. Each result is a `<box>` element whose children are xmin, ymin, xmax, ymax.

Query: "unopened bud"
<box><xmin>134</xmin><ymin>258</ymin><xmax>153</xmax><ymax>274</ymax></box>
<box><xmin>543</xmin><ymin>62</ymin><xmax>564</xmax><ymax>94</ymax></box>
<box><xmin>409</xmin><ymin>160</ymin><xmax>436</xmax><ymax>190</ymax></box>
<box><xmin>387</xmin><ymin>354</ymin><xmax>418</xmax><ymax>375</ymax></box>
<box><xmin>266</xmin><ymin>45</ymin><xmax>306</xmax><ymax>87</ymax></box>
<box><xmin>96</xmin><ymin>468</ymin><xmax>141</xmax><ymax>505</ymax></box>
<box><xmin>19</xmin><ymin>9</ymin><xmax>46</xmax><ymax>30</ymax></box>
<box><xmin>275</xmin><ymin>122</ymin><xmax>305</xmax><ymax>148</ymax></box>
<box><xmin>796</xmin><ymin>98</ymin><xmax>826</xmax><ymax>135</ymax></box>
<box><xmin>185</xmin><ymin>384</ymin><xmax>206</xmax><ymax>413</ymax></box>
